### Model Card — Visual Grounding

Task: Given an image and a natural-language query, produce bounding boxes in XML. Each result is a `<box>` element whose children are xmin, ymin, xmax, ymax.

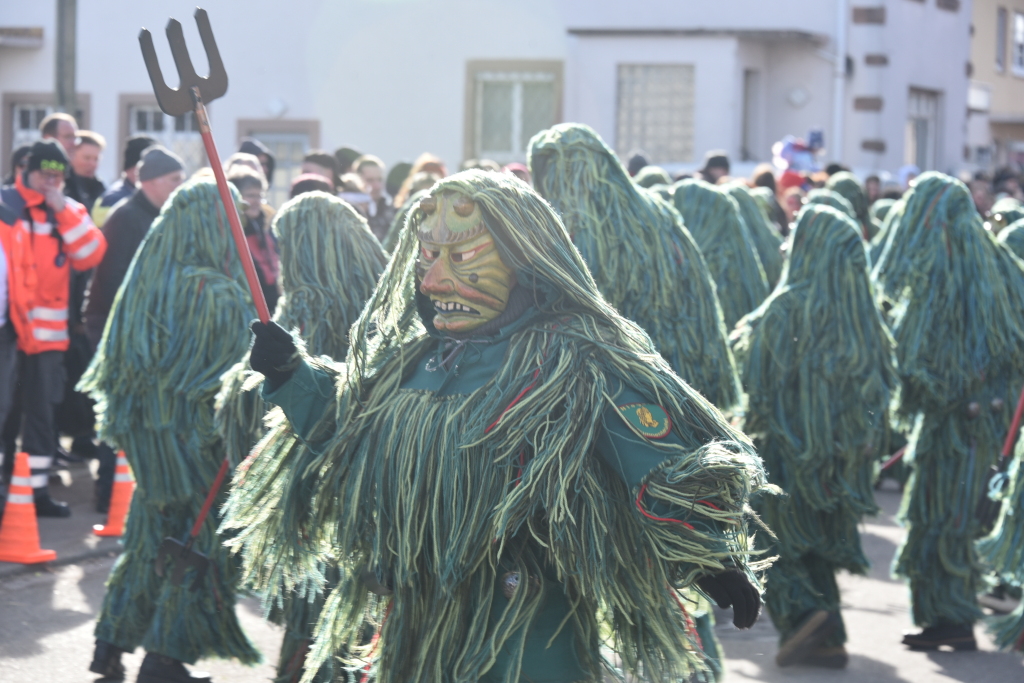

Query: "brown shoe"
<box><xmin>803</xmin><ymin>645</ymin><xmax>849</xmax><ymax>669</ymax></box>
<box><xmin>902</xmin><ymin>623</ymin><xmax>977</xmax><ymax>651</ymax></box>
<box><xmin>775</xmin><ymin>610</ymin><xmax>840</xmax><ymax>667</ymax></box>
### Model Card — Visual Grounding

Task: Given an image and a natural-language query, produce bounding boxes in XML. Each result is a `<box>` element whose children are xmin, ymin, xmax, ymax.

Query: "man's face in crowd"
<box><xmin>417</xmin><ymin>192</ymin><xmax>515</xmax><ymax>334</ymax></box>
<box><xmin>705</xmin><ymin>166</ymin><xmax>727</xmax><ymax>183</ymax></box>
<box><xmin>27</xmin><ymin>168</ymin><xmax>66</xmax><ymax>195</ymax></box>
<box><xmin>140</xmin><ymin>170</ymin><xmax>186</xmax><ymax>210</ymax></box>
<box><xmin>50</xmin><ymin>120</ymin><xmax>77</xmax><ymax>155</ymax></box>
<box><xmin>301</xmin><ymin>161</ymin><xmax>335</xmax><ymax>189</ymax></box>
<box><xmin>72</xmin><ymin>142</ymin><xmax>101</xmax><ymax>179</ymax></box>
<box><xmin>240</xmin><ymin>185</ymin><xmax>265</xmax><ymax>219</ymax></box>
<box><xmin>359</xmin><ymin>164</ymin><xmax>384</xmax><ymax>201</ymax></box>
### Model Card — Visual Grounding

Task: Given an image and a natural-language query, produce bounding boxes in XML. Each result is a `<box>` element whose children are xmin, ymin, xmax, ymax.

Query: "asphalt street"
<box><xmin>0</xmin><ymin>474</ymin><xmax>1021</xmax><ymax>681</ymax></box>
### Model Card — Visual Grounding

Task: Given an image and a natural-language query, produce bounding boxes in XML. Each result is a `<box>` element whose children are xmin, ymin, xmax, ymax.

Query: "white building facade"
<box><xmin>1</xmin><ymin>0</ymin><xmax>972</xmax><ymax>204</ymax></box>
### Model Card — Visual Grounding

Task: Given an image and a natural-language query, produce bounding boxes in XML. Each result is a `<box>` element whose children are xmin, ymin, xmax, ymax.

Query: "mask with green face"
<box><xmin>416</xmin><ymin>191</ymin><xmax>516</xmax><ymax>333</ymax></box>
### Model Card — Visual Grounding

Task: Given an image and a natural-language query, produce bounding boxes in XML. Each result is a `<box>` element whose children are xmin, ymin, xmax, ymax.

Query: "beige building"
<box><xmin>969</xmin><ymin>0</ymin><xmax>1024</xmax><ymax>170</ymax></box>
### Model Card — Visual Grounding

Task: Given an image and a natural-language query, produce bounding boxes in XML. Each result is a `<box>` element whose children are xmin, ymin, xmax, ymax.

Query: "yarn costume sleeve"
<box><xmin>594</xmin><ymin>380</ymin><xmax>757</xmax><ymax>579</ymax></box>
<box><xmin>261</xmin><ymin>356</ymin><xmax>339</xmax><ymax>454</ymax></box>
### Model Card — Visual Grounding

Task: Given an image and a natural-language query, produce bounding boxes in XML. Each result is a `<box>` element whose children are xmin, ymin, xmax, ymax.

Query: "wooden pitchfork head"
<box><xmin>139</xmin><ymin>7</ymin><xmax>228</xmax><ymax>116</ymax></box>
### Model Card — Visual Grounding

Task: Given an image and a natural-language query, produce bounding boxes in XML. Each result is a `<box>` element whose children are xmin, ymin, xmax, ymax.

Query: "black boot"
<box><xmin>34</xmin><ymin>492</ymin><xmax>71</xmax><ymax>517</ymax></box>
<box><xmin>136</xmin><ymin>653</ymin><xmax>211</xmax><ymax>682</ymax></box>
<box><xmin>902</xmin><ymin>623</ymin><xmax>977</xmax><ymax>651</ymax></box>
<box><xmin>89</xmin><ymin>639</ymin><xmax>126</xmax><ymax>680</ymax></box>
<box><xmin>775</xmin><ymin>610</ymin><xmax>840</xmax><ymax>667</ymax></box>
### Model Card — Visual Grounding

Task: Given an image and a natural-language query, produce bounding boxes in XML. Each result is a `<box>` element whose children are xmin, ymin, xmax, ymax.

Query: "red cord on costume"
<box><xmin>360</xmin><ymin>600</ymin><xmax>393</xmax><ymax>683</ymax></box>
<box><xmin>635</xmin><ymin>484</ymin><xmax>695</xmax><ymax>530</ymax></box>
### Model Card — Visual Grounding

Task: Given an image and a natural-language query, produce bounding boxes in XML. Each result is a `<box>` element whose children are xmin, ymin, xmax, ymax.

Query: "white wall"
<box><xmin>2</xmin><ymin>0</ymin><xmax>567</xmax><ymax>184</ymax></box>
<box><xmin>566</xmin><ymin>34</ymin><xmax>740</xmax><ymax>164</ymax></box>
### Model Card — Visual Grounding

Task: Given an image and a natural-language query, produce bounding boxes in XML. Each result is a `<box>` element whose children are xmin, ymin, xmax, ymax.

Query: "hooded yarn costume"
<box><xmin>873</xmin><ymin>172</ymin><xmax>1024</xmax><ymax>630</ymax></box>
<box><xmin>826</xmin><ymin>172</ymin><xmax>876</xmax><ymax>240</ymax></box>
<box><xmin>214</xmin><ymin>192</ymin><xmax>387</xmax><ymax>682</ymax></box>
<box><xmin>732</xmin><ymin>204</ymin><xmax>897</xmax><ymax>648</ymax></box>
<box><xmin>79</xmin><ymin>180</ymin><xmax>260</xmax><ymax>665</ymax></box>
<box><xmin>529</xmin><ymin>123</ymin><xmax>741</xmax><ymax>413</ymax></box>
<box><xmin>724</xmin><ymin>183</ymin><xmax>784</xmax><ymax>288</ymax></box>
<box><xmin>804</xmin><ymin>189</ymin><xmax>856</xmax><ymax>221</ymax></box>
<box><xmin>672</xmin><ymin>179</ymin><xmax>770</xmax><ymax>330</ymax></box>
<box><xmin>976</xmin><ymin>218</ymin><xmax>1024</xmax><ymax>653</ymax></box>
<box><xmin>222</xmin><ymin>171</ymin><xmax>768</xmax><ymax>683</ymax></box>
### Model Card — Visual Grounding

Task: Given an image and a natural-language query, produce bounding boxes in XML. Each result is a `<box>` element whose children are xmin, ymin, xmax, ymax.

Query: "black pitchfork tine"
<box><xmin>138</xmin><ymin>8</ymin><xmax>228</xmax><ymax>118</ymax></box>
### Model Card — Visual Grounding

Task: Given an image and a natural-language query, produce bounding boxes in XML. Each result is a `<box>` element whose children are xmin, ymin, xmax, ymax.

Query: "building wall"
<box><xmin>0</xmin><ymin>0</ymin><xmax>974</xmax><ymax>186</ymax></box>
<box><xmin>844</xmin><ymin>0</ymin><xmax>973</xmax><ymax>173</ymax></box>
<box><xmin>970</xmin><ymin>0</ymin><xmax>1024</xmax><ymax>167</ymax></box>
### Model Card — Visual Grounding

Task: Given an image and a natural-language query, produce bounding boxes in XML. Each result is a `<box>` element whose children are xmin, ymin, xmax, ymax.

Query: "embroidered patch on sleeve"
<box><xmin>617</xmin><ymin>403</ymin><xmax>672</xmax><ymax>439</ymax></box>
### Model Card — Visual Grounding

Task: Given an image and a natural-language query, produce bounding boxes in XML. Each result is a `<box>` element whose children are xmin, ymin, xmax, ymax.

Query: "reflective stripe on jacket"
<box><xmin>3</xmin><ymin>174</ymin><xmax>107</xmax><ymax>354</ymax></box>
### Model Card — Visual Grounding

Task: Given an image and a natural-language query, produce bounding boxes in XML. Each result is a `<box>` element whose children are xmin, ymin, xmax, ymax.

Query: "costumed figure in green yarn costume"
<box><xmin>873</xmin><ymin>172</ymin><xmax>1024</xmax><ymax>650</ymax></box>
<box><xmin>528</xmin><ymin>123</ymin><xmax>741</xmax><ymax>413</ymax></box>
<box><xmin>732</xmin><ymin>204</ymin><xmax>897</xmax><ymax>668</ymax></box>
<box><xmin>80</xmin><ymin>180</ymin><xmax>261</xmax><ymax>682</ymax></box>
<box><xmin>215</xmin><ymin>191</ymin><xmax>387</xmax><ymax>683</ymax></box>
<box><xmin>974</xmin><ymin>216</ymin><xmax>1024</xmax><ymax>654</ymax></box>
<box><xmin>223</xmin><ymin>170</ymin><xmax>768</xmax><ymax>683</ymax></box>
<box><xmin>826</xmin><ymin>171</ymin><xmax>877</xmax><ymax>240</ymax></box>
<box><xmin>724</xmin><ymin>183</ymin><xmax>784</xmax><ymax>288</ymax></box>
<box><xmin>673</xmin><ymin>179</ymin><xmax>770</xmax><ymax>330</ymax></box>
<box><xmin>527</xmin><ymin>123</ymin><xmax>745</xmax><ymax>679</ymax></box>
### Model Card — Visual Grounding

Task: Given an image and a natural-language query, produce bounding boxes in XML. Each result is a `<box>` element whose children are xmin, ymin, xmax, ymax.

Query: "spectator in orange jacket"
<box><xmin>0</xmin><ymin>197</ymin><xmax>36</xmax><ymax>489</ymax></box>
<box><xmin>0</xmin><ymin>140</ymin><xmax>107</xmax><ymax>516</ymax></box>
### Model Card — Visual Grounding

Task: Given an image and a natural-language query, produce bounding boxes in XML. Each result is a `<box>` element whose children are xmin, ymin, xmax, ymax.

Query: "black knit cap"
<box><xmin>124</xmin><ymin>135</ymin><xmax>158</xmax><ymax>171</ymax></box>
<box><xmin>25</xmin><ymin>139</ymin><xmax>69</xmax><ymax>176</ymax></box>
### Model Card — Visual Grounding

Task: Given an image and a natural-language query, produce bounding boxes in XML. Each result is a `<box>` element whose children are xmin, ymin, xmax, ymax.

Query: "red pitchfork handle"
<box><xmin>190</xmin><ymin>457</ymin><xmax>230</xmax><ymax>539</ymax></box>
<box><xmin>190</xmin><ymin>86</ymin><xmax>270</xmax><ymax>323</ymax></box>
<box><xmin>1000</xmin><ymin>383</ymin><xmax>1024</xmax><ymax>460</ymax></box>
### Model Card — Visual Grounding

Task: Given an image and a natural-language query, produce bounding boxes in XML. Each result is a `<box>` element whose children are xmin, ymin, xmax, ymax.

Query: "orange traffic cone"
<box><xmin>0</xmin><ymin>452</ymin><xmax>57</xmax><ymax>563</ymax></box>
<box><xmin>94</xmin><ymin>451</ymin><xmax>134</xmax><ymax>537</ymax></box>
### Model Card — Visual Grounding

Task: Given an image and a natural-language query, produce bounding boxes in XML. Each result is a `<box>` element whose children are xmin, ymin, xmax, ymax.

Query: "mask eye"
<box><xmin>451</xmin><ymin>244</ymin><xmax>485</xmax><ymax>263</ymax></box>
<box><xmin>420</xmin><ymin>246</ymin><xmax>440</xmax><ymax>261</ymax></box>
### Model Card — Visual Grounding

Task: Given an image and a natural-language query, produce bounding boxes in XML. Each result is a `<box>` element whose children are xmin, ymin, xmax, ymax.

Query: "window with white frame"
<box><xmin>246</xmin><ymin>132</ymin><xmax>310</xmax><ymax>209</ymax></box>
<box><xmin>468</xmin><ymin>64</ymin><xmax>559</xmax><ymax>163</ymax></box>
<box><xmin>905</xmin><ymin>88</ymin><xmax>941</xmax><ymax>171</ymax></box>
<box><xmin>1014</xmin><ymin>12</ymin><xmax>1024</xmax><ymax>75</ymax></box>
<box><xmin>616</xmin><ymin>64</ymin><xmax>695</xmax><ymax>164</ymax></box>
<box><xmin>129</xmin><ymin>105</ymin><xmax>204</xmax><ymax>174</ymax></box>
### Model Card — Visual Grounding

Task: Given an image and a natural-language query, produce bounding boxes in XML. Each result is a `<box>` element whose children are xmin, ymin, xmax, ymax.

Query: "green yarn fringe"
<box><xmin>672</xmin><ymin>179</ymin><xmax>769</xmax><ymax>330</ymax></box>
<box><xmin>734</xmin><ymin>204</ymin><xmax>896</xmax><ymax>548</ymax></box>
<box><xmin>633</xmin><ymin>165</ymin><xmax>672</xmax><ymax>188</ymax></box>
<box><xmin>79</xmin><ymin>179</ymin><xmax>255</xmax><ymax>503</ymax></box>
<box><xmin>79</xmin><ymin>179</ymin><xmax>259</xmax><ymax>663</ymax></box>
<box><xmin>873</xmin><ymin>172</ymin><xmax>1024</xmax><ymax>627</ymax></box>
<box><xmin>216</xmin><ymin>192</ymin><xmax>387</xmax><ymax>464</ymax></box>
<box><xmin>999</xmin><ymin>218</ymin><xmax>1024</xmax><ymax>260</ymax></box>
<box><xmin>214</xmin><ymin>192</ymin><xmax>385</xmax><ymax>683</ymax></box>
<box><xmin>382</xmin><ymin>188</ymin><xmax>430</xmax><ymax>254</ymax></box>
<box><xmin>529</xmin><ymin>123</ymin><xmax>741</xmax><ymax>412</ymax></box>
<box><xmin>724</xmin><ymin>183</ymin><xmax>783</xmax><ymax>287</ymax></box>
<box><xmin>990</xmin><ymin>197</ymin><xmax>1024</xmax><ymax>233</ymax></box>
<box><xmin>223</xmin><ymin>170</ymin><xmax>768</xmax><ymax>683</ymax></box>
<box><xmin>977</xmin><ymin>434</ymin><xmax>1024</xmax><ymax>587</ymax></box>
<box><xmin>870</xmin><ymin>198</ymin><xmax>896</xmax><ymax>225</ymax></box>
<box><xmin>826</xmin><ymin>171</ymin><xmax>876</xmax><ymax>239</ymax></box>
<box><xmin>988</xmin><ymin>601</ymin><xmax>1024</xmax><ymax>652</ymax></box>
<box><xmin>804</xmin><ymin>188</ymin><xmax>855</xmax><ymax>220</ymax></box>
<box><xmin>735</xmin><ymin>205</ymin><xmax>896</xmax><ymax>642</ymax></box>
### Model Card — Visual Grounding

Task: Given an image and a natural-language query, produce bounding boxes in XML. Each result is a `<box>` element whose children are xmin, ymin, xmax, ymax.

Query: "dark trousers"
<box><xmin>0</xmin><ymin>323</ymin><xmax>16</xmax><ymax>476</ymax></box>
<box><xmin>20</xmin><ymin>351</ymin><xmax>65</xmax><ymax>497</ymax></box>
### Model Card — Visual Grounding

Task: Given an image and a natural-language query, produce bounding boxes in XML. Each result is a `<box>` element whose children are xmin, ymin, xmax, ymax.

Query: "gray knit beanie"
<box><xmin>138</xmin><ymin>145</ymin><xmax>185</xmax><ymax>181</ymax></box>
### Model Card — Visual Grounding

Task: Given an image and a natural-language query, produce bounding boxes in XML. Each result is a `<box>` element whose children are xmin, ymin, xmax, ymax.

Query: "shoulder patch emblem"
<box><xmin>617</xmin><ymin>403</ymin><xmax>672</xmax><ymax>439</ymax></box>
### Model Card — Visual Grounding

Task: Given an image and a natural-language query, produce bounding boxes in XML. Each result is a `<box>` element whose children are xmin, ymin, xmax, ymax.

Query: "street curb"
<box><xmin>0</xmin><ymin>544</ymin><xmax>122</xmax><ymax>579</ymax></box>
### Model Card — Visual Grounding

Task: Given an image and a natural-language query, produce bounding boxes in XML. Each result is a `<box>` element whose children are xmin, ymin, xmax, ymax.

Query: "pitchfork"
<box><xmin>140</xmin><ymin>8</ymin><xmax>269</xmax><ymax>590</ymax></box>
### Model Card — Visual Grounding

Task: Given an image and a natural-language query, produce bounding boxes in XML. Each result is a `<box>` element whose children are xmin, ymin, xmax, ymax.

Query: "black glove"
<box><xmin>249</xmin><ymin>320</ymin><xmax>299</xmax><ymax>391</ymax></box>
<box><xmin>696</xmin><ymin>569</ymin><xmax>761</xmax><ymax>629</ymax></box>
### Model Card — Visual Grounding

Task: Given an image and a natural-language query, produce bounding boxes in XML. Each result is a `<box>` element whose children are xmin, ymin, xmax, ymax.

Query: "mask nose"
<box><xmin>420</xmin><ymin>255</ymin><xmax>455</xmax><ymax>295</ymax></box>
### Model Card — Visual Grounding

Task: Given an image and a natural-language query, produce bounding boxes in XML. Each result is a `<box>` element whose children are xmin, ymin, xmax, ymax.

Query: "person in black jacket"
<box><xmin>81</xmin><ymin>145</ymin><xmax>184</xmax><ymax>510</ymax></box>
